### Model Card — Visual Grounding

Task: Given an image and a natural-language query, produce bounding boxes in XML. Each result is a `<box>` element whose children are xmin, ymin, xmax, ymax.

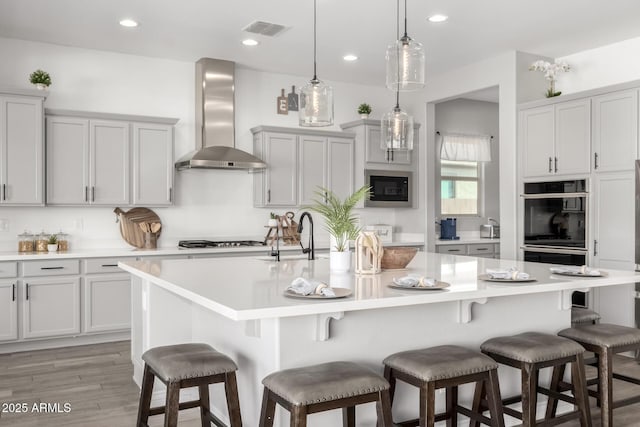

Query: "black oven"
<box><xmin>364</xmin><ymin>169</ymin><xmax>412</xmax><ymax>207</ymax></box>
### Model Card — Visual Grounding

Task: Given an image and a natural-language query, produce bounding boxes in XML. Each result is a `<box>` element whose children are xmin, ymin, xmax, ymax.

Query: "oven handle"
<box><xmin>521</xmin><ymin>245</ymin><xmax>589</xmax><ymax>255</ymax></box>
<box><xmin>520</xmin><ymin>192</ymin><xmax>588</xmax><ymax>199</ymax></box>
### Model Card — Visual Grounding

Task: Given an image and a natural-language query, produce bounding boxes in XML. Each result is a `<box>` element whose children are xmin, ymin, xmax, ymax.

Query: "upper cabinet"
<box><xmin>0</xmin><ymin>92</ymin><xmax>45</xmax><ymax>205</ymax></box>
<box><xmin>46</xmin><ymin>110</ymin><xmax>177</xmax><ymax>207</ymax></box>
<box><xmin>592</xmin><ymin>89</ymin><xmax>638</xmax><ymax>173</ymax></box>
<box><xmin>520</xmin><ymin>99</ymin><xmax>591</xmax><ymax>179</ymax></box>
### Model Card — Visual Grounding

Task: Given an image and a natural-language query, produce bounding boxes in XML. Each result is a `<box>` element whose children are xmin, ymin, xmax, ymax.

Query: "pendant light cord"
<box><xmin>403</xmin><ymin>0</ymin><xmax>408</xmax><ymax>38</ymax></box>
<box><xmin>313</xmin><ymin>0</ymin><xmax>318</xmax><ymax>81</ymax></box>
<box><xmin>395</xmin><ymin>0</ymin><xmax>401</xmax><ymax>108</ymax></box>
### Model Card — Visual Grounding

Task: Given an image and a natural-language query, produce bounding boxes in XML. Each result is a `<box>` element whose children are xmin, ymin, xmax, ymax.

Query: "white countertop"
<box><xmin>435</xmin><ymin>238</ymin><xmax>500</xmax><ymax>245</ymax></box>
<box><xmin>119</xmin><ymin>252</ymin><xmax>639</xmax><ymax>321</ymax></box>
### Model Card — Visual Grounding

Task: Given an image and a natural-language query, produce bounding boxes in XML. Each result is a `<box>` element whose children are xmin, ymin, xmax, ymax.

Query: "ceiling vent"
<box><xmin>242</xmin><ymin>20</ymin><xmax>288</xmax><ymax>37</ymax></box>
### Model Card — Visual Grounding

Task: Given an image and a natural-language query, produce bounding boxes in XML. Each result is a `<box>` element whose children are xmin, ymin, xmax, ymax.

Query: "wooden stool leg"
<box><xmin>544</xmin><ymin>363</ymin><xmax>565</xmax><ymax>419</ymax></box>
<box><xmin>342</xmin><ymin>406</ymin><xmax>355</xmax><ymax>427</ymax></box>
<box><xmin>419</xmin><ymin>382</ymin><xmax>436</xmax><ymax>427</ymax></box>
<box><xmin>376</xmin><ymin>389</ymin><xmax>394</xmax><ymax>427</ymax></box>
<box><xmin>485</xmin><ymin>369</ymin><xmax>505</xmax><ymax>427</ymax></box>
<box><xmin>259</xmin><ymin>388</ymin><xmax>276</xmax><ymax>427</ymax></box>
<box><xmin>599</xmin><ymin>348</ymin><xmax>614</xmax><ymax>427</ymax></box>
<box><xmin>136</xmin><ymin>364</ymin><xmax>155</xmax><ymax>427</ymax></box>
<box><xmin>291</xmin><ymin>405</ymin><xmax>308</xmax><ymax>427</ymax></box>
<box><xmin>164</xmin><ymin>382</ymin><xmax>181</xmax><ymax>427</ymax></box>
<box><xmin>198</xmin><ymin>384</ymin><xmax>210</xmax><ymax>427</ymax></box>
<box><xmin>224</xmin><ymin>372</ymin><xmax>243</xmax><ymax>427</ymax></box>
<box><xmin>384</xmin><ymin>365</ymin><xmax>397</xmax><ymax>403</ymax></box>
<box><xmin>521</xmin><ymin>363</ymin><xmax>538</xmax><ymax>427</ymax></box>
<box><xmin>470</xmin><ymin>377</ymin><xmax>486</xmax><ymax>427</ymax></box>
<box><xmin>571</xmin><ymin>353</ymin><xmax>592</xmax><ymax>427</ymax></box>
<box><xmin>446</xmin><ymin>386</ymin><xmax>458</xmax><ymax>427</ymax></box>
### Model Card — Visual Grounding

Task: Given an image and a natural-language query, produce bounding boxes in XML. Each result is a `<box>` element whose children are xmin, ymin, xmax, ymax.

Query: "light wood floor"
<box><xmin>2</xmin><ymin>341</ymin><xmax>640</xmax><ymax>426</ymax></box>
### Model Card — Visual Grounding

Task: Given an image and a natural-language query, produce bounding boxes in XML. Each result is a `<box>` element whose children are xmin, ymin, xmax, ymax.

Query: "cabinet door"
<box><xmin>46</xmin><ymin>116</ymin><xmax>89</xmax><ymax>204</ymax></box>
<box><xmin>592</xmin><ymin>89</ymin><xmax>638</xmax><ymax>172</ymax></box>
<box><xmin>84</xmin><ymin>274</ymin><xmax>131</xmax><ymax>333</ymax></box>
<box><xmin>521</xmin><ymin>106</ymin><xmax>555</xmax><ymax>178</ymax></box>
<box><xmin>299</xmin><ymin>135</ymin><xmax>327</xmax><ymax>206</ymax></box>
<box><xmin>0</xmin><ymin>96</ymin><xmax>44</xmax><ymax>205</ymax></box>
<box><xmin>23</xmin><ymin>277</ymin><xmax>80</xmax><ymax>339</ymax></box>
<box><xmin>132</xmin><ymin>123</ymin><xmax>174</xmax><ymax>205</ymax></box>
<box><xmin>264</xmin><ymin>133</ymin><xmax>298</xmax><ymax>206</ymax></box>
<box><xmin>555</xmin><ymin>99</ymin><xmax>591</xmax><ymax>175</ymax></box>
<box><xmin>327</xmin><ymin>137</ymin><xmax>355</xmax><ymax>201</ymax></box>
<box><xmin>90</xmin><ymin>120</ymin><xmax>130</xmax><ymax>205</ymax></box>
<box><xmin>364</xmin><ymin>125</ymin><xmax>410</xmax><ymax>165</ymax></box>
<box><xmin>0</xmin><ymin>281</ymin><xmax>17</xmax><ymax>342</ymax></box>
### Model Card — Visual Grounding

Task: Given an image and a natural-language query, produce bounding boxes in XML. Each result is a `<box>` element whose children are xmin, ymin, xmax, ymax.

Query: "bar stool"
<box><xmin>480</xmin><ymin>332</ymin><xmax>591</xmax><ymax>427</ymax></box>
<box><xmin>383</xmin><ymin>345</ymin><xmax>505</xmax><ymax>427</ymax></box>
<box><xmin>258</xmin><ymin>361</ymin><xmax>393</xmax><ymax>427</ymax></box>
<box><xmin>571</xmin><ymin>307</ymin><xmax>601</xmax><ymax>326</ymax></box>
<box><xmin>136</xmin><ymin>343</ymin><xmax>242</xmax><ymax>427</ymax></box>
<box><xmin>556</xmin><ymin>323</ymin><xmax>640</xmax><ymax>427</ymax></box>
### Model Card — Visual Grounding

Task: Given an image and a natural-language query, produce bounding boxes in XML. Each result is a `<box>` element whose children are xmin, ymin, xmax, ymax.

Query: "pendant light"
<box><xmin>381</xmin><ymin>0</ymin><xmax>414</xmax><ymax>151</ymax></box>
<box><xmin>299</xmin><ymin>0</ymin><xmax>333</xmax><ymax>127</ymax></box>
<box><xmin>385</xmin><ymin>0</ymin><xmax>425</xmax><ymax>91</ymax></box>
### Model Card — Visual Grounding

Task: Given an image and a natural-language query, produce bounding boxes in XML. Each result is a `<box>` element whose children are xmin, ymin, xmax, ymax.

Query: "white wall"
<box><xmin>0</xmin><ymin>37</ymin><xmax>417</xmax><ymax>250</ymax></box>
<box><xmin>433</xmin><ymin>98</ymin><xmax>500</xmax><ymax>233</ymax></box>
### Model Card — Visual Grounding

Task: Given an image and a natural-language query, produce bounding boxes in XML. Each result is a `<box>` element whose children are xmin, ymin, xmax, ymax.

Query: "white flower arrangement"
<box><xmin>529</xmin><ymin>60</ymin><xmax>571</xmax><ymax>97</ymax></box>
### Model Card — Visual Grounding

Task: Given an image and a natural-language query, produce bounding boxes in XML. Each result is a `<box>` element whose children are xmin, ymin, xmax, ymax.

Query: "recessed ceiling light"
<box><xmin>343</xmin><ymin>54</ymin><xmax>358</xmax><ymax>61</ymax></box>
<box><xmin>119</xmin><ymin>19</ymin><xmax>139</xmax><ymax>28</ymax></box>
<box><xmin>428</xmin><ymin>14</ymin><xmax>448</xmax><ymax>23</ymax></box>
<box><xmin>242</xmin><ymin>39</ymin><xmax>259</xmax><ymax>46</ymax></box>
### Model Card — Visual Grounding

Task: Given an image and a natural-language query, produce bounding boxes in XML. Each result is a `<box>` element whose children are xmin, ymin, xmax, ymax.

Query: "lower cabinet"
<box><xmin>22</xmin><ymin>277</ymin><xmax>81</xmax><ymax>339</ymax></box>
<box><xmin>84</xmin><ymin>274</ymin><xmax>131</xmax><ymax>333</ymax></box>
<box><xmin>0</xmin><ymin>281</ymin><xmax>17</xmax><ymax>342</ymax></box>
<box><xmin>436</xmin><ymin>242</ymin><xmax>500</xmax><ymax>258</ymax></box>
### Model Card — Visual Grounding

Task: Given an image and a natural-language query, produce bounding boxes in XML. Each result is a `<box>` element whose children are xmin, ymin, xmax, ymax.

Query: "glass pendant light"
<box><xmin>299</xmin><ymin>0</ymin><xmax>333</xmax><ymax>127</ymax></box>
<box><xmin>385</xmin><ymin>0</ymin><xmax>425</xmax><ymax>91</ymax></box>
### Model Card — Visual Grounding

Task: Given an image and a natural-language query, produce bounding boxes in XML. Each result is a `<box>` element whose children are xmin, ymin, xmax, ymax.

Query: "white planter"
<box><xmin>268</xmin><ymin>219</ymin><xmax>278</xmax><ymax>227</ymax></box>
<box><xmin>34</xmin><ymin>83</ymin><xmax>47</xmax><ymax>91</ymax></box>
<box><xmin>360</xmin><ymin>114</ymin><xmax>369</xmax><ymax>119</ymax></box>
<box><xmin>47</xmin><ymin>244</ymin><xmax>58</xmax><ymax>252</ymax></box>
<box><xmin>330</xmin><ymin>251</ymin><xmax>351</xmax><ymax>273</ymax></box>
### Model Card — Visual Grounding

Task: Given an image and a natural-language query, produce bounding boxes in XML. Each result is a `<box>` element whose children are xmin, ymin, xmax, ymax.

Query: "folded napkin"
<box><xmin>393</xmin><ymin>274</ymin><xmax>436</xmax><ymax>288</ymax></box>
<box><xmin>550</xmin><ymin>265</ymin><xmax>601</xmax><ymax>276</ymax></box>
<box><xmin>288</xmin><ymin>277</ymin><xmax>336</xmax><ymax>297</ymax></box>
<box><xmin>486</xmin><ymin>267</ymin><xmax>530</xmax><ymax>280</ymax></box>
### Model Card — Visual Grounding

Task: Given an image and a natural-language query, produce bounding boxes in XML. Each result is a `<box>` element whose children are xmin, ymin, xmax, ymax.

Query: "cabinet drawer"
<box><xmin>84</xmin><ymin>258</ymin><xmax>130</xmax><ymax>274</ymax></box>
<box><xmin>0</xmin><ymin>261</ymin><xmax>17</xmax><ymax>278</ymax></box>
<box><xmin>23</xmin><ymin>259</ymin><xmax>80</xmax><ymax>277</ymax></box>
<box><xmin>467</xmin><ymin>244</ymin><xmax>494</xmax><ymax>255</ymax></box>
<box><xmin>437</xmin><ymin>245</ymin><xmax>466</xmax><ymax>254</ymax></box>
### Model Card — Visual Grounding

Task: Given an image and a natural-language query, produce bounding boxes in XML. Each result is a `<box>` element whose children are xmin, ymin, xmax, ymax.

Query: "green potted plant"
<box><xmin>357</xmin><ymin>103</ymin><xmax>372</xmax><ymax>119</ymax></box>
<box><xmin>29</xmin><ymin>69</ymin><xmax>52</xmax><ymax>90</ymax></box>
<box><xmin>307</xmin><ymin>185</ymin><xmax>370</xmax><ymax>272</ymax></box>
<box><xmin>47</xmin><ymin>234</ymin><xmax>58</xmax><ymax>252</ymax></box>
<box><xmin>268</xmin><ymin>212</ymin><xmax>279</xmax><ymax>227</ymax></box>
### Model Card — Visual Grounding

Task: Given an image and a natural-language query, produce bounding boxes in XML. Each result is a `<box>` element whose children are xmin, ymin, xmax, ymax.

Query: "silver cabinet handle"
<box><xmin>26</xmin><ymin>283</ymin><xmax>29</xmax><ymax>300</ymax></box>
<box><xmin>476</xmin><ymin>248</ymin><xmax>488</xmax><ymax>251</ymax></box>
<box><xmin>84</xmin><ymin>186</ymin><xmax>88</xmax><ymax>202</ymax></box>
<box><xmin>448</xmin><ymin>249</ymin><xmax>461</xmax><ymax>252</ymax></box>
<box><xmin>2</xmin><ymin>183</ymin><xmax>5</xmax><ymax>201</ymax></box>
<box><xmin>101</xmin><ymin>264</ymin><xmax>118</xmax><ymax>267</ymax></box>
<box><xmin>594</xmin><ymin>152</ymin><xmax>599</xmax><ymax>169</ymax></box>
<box><xmin>324</xmin><ymin>191</ymin><xmax>328</xmax><ymax>204</ymax></box>
<box><xmin>554</xmin><ymin>157</ymin><xmax>558</xmax><ymax>173</ymax></box>
<box><xmin>169</xmin><ymin>187</ymin><xmax>173</xmax><ymax>202</ymax></box>
<box><xmin>594</xmin><ymin>239</ymin><xmax>598</xmax><ymax>256</ymax></box>
<box><xmin>548</xmin><ymin>157</ymin><xmax>552</xmax><ymax>173</ymax></box>
<box><xmin>40</xmin><ymin>266</ymin><xmax>64</xmax><ymax>270</ymax></box>
<box><xmin>12</xmin><ymin>283</ymin><xmax>15</xmax><ymax>302</ymax></box>
<box><xmin>267</xmin><ymin>189</ymin><xmax>271</xmax><ymax>203</ymax></box>
<box><xmin>91</xmin><ymin>186</ymin><xmax>95</xmax><ymax>202</ymax></box>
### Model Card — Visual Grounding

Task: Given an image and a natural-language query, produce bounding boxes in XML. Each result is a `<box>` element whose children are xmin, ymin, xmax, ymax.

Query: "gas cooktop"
<box><xmin>178</xmin><ymin>240</ymin><xmax>266</xmax><ymax>248</ymax></box>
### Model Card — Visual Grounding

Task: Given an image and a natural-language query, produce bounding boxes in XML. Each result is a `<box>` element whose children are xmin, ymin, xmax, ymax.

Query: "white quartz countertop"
<box><xmin>0</xmin><ymin>240</ymin><xmax>424</xmax><ymax>261</ymax></box>
<box><xmin>119</xmin><ymin>252</ymin><xmax>639</xmax><ymax>321</ymax></box>
<box><xmin>435</xmin><ymin>238</ymin><xmax>500</xmax><ymax>245</ymax></box>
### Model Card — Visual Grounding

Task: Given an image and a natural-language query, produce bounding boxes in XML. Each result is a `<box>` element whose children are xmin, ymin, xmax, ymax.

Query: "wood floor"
<box><xmin>1</xmin><ymin>341</ymin><xmax>640</xmax><ymax>426</ymax></box>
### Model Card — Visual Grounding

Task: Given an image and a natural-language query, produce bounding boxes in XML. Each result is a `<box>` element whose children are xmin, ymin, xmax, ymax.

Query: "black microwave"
<box><xmin>364</xmin><ymin>169</ymin><xmax>412</xmax><ymax>207</ymax></box>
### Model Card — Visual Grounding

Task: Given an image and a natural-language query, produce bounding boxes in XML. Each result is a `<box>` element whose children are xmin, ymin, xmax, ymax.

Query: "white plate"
<box><xmin>283</xmin><ymin>287</ymin><xmax>352</xmax><ymax>299</ymax></box>
<box><xmin>550</xmin><ymin>270</ymin><xmax>608</xmax><ymax>278</ymax></box>
<box><xmin>478</xmin><ymin>274</ymin><xmax>537</xmax><ymax>283</ymax></box>
<box><xmin>388</xmin><ymin>280</ymin><xmax>450</xmax><ymax>290</ymax></box>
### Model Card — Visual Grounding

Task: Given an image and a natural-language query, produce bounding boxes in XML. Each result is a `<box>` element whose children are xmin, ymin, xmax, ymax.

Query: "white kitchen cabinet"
<box><xmin>91</xmin><ymin>120</ymin><xmax>130</xmax><ymax>205</ymax></box>
<box><xmin>0</xmin><ymin>94</ymin><xmax>44</xmax><ymax>205</ymax></box>
<box><xmin>521</xmin><ymin>99</ymin><xmax>590</xmax><ymax>178</ymax></box>
<box><xmin>254</xmin><ymin>132</ymin><xmax>298</xmax><ymax>207</ymax></box>
<box><xmin>298</xmin><ymin>134</ymin><xmax>327</xmax><ymax>206</ymax></box>
<box><xmin>592</xmin><ymin>89</ymin><xmax>638</xmax><ymax>172</ymax></box>
<box><xmin>327</xmin><ymin>137</ymin><xmax>355</xmax><ymax>201</ymax></box>
<box><xmin>84</xmin><ymin>274</ymin><xmax>131</xmax><ymax>333</ymax></box>
<box><xmin>340</xmin><ymin>119</ymin><xmax>417</xmax><ymax>168</ymax></box>
<box><xmin>22</xmin><ymin>277</ymin><xmax>81</xmax><ymax>339</ymax></box>
<box><xmin>0</xmin><ymin>281</ymin><xmax>18</xmax><ymax>342</ymax></box>
<box><xmin>436</xmin><ymin>242</ymin><xmax>499</xmax><ymax>259</ymax></box>
<box><xmin>132</xmin><ymin>122</ymin><xmax>174</xmax><ymax>205</ymax></box>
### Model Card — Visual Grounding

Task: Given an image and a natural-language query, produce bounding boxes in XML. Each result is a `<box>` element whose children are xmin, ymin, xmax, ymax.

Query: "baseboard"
<box><xmin>0</xmin><ymin>331</ymin><xmax>130</xmax><ymax>354</ymax></box>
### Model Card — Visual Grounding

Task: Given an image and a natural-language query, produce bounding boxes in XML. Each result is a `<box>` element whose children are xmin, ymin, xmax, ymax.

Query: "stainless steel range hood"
<box><xmin>175</xmin><ymin>58</ymin><xmax>267</xmax><ymax>170</ymax></box>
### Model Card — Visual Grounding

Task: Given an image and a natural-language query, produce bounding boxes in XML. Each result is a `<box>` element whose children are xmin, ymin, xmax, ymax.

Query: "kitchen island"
<box><xmin>119</xmin><ymin>253</ymin><xmax>639</xmax><ymax>426</ymax></box>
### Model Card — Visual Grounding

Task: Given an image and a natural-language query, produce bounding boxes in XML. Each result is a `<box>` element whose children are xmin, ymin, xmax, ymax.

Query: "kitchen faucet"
<box><xmin>297</xmin><ymin>211</ymin><xmax>315</xmax><ymax>260</ymax></box>
<box><xmin>270</xmin><ymin>222</ymin><xmax>280</xmax><ymax>261</ymax></box>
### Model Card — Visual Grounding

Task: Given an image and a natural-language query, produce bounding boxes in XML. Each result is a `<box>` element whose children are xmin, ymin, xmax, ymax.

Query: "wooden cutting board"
<box><xmin>114</xmin><ymin>207</ymin><xmax>162</xmax><ymax>248</ymax></box>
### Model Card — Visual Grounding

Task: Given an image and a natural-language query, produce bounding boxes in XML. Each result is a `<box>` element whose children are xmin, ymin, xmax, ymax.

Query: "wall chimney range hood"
<box><xmin>175</xmin><ymin>58</ymin><xmax>267</xmax><ymax>170</ymax></box>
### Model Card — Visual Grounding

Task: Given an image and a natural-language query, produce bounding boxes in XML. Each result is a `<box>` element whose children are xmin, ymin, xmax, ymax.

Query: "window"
<box><xmin>440</xmin><ymin>160</ymin><xmax>480</xmax><ymax>215</ymax></box>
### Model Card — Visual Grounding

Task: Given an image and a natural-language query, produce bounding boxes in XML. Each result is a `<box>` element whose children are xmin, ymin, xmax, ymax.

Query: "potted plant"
<box><xmin>307</xmin><ymin>185</ymin><xmax>370</xmax><ymax>272</ymax></box>
<box><xmin>29</xmin><ymin>69</ymin><xmax>52</xmax><ymax>90</ymax></box>
<box><xmin>47</xmin><ymin>234</ymin><xmax>58</xmax><ymax>252</ymax></box>
<box><xmin>357</xmin><ymin>103</ymin><xmax>372</xmax><ymax>119</ymax></box>
<box><xmin>268</xmin><ymin>212</ymin><xmax>279</xmax><ymax>227</ymax></box>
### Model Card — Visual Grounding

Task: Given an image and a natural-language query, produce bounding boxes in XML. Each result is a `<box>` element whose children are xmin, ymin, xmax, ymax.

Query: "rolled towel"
<box><xmin>550</xmin><ymin>265</ymin><xmax>601</xmax><ymax>276</ymax></box>
<box><xmin>393</xmin><ymin>274</ymin><xmax>436</xmax><ymax>288</ymax></box>
<box><xmin>486</xmin><ymin>267</ymin><xmax>530</xmax><ymax>280</ymax></box>
<box><xmin>288</xmin><ymin>277</ymin><xmax>336</xmax><ymax>297</ymax></box>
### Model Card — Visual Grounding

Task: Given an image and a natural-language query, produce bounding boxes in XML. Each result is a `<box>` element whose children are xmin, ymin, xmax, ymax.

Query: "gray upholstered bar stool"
<box><xmin>479</xmin><ymin>332</ymin><xmax>591</xmax><ymax>427</ymax></box>
<box><xmin>571</xmin><ymin>307</ymin><xmax>601</xmax><ymax>326</ymax></box>
<box><xmin>555</xmin><ymin>323</ymin><xmax>640</xmax><ymax>427</ymax></box>
<box><xmin>258</xmin><ymin>361</ymin><xmax>393</xmax><ymax>427</ymax></box>
<box><xmin>383</xmin><ymin>345</ymin><xmax>505</xmax><ymax>427</ymax></box>
<box><xmin>136</xmin><ymin>343</ymin><xmax>242</xmax><ymax>427</ymax></box>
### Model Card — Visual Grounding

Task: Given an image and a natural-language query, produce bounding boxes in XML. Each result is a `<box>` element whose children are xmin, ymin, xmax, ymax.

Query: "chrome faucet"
<box><xmin>270</xmin><ymin>222</ymin><xmax>280</xmax><ymax>261</ymax></box>
<box><xmin>297</xmin><ymin>211</ymin><xmax>315</xmax><ymax>260</ymax></box>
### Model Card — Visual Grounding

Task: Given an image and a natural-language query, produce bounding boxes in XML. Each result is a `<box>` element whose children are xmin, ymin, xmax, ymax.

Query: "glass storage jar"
<box><xmin>57</xmin><ymin>231</ymin><xmax>69</xmax><ymax>251</ymax></box>
<box><xmin>18</xmin><ymin>230</ymin><xmax>34</xmax><ymax>252</ymax></box>
<box><xmin>35</xmin><ymin>230</ymin><xmax>49</xmax><ymax>252</ymax></box>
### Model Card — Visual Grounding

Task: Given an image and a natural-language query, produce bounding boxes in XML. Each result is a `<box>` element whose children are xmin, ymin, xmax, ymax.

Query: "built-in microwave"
<box><xmin>364</xmin><ymin>169</ymin><xmax>412</xmax><ymax>208</ymax></box>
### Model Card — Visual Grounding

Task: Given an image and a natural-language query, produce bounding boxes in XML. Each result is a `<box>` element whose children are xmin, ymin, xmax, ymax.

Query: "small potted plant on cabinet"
<box><xmin>357</xmin><ymin>103</ymin><xmax>372</xmax><ymax>119</ymax></box>
<box><xmin>29</xmin><ymin>69</ymin><xmax>52</xmax><ymax>90</ymax></box>
<box><xmin>47</xmin><ymin>234</ymin><xmax>58</xmax><ymax>252</ymax></box>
